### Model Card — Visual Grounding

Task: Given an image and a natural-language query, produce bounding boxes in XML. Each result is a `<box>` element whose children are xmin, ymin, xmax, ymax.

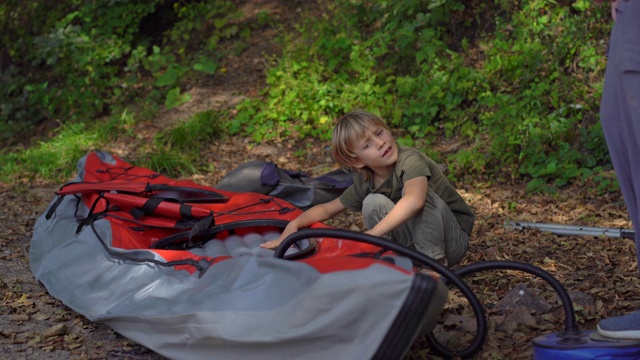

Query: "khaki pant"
<box><xmin>362</xmin><ymin>189</ymin><xmax>469</xmax><ymax>266</ymax></box>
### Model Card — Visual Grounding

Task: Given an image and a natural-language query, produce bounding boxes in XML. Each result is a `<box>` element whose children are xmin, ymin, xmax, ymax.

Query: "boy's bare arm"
<box><xmin>260</xmin><ymin>197</ymin><xmax>346</xmax><ymax>249</ymax></box>
<box><xmin>365</xmin><ymin>176</ymin><xmax>428</xmax><ymax>237</ymax></box>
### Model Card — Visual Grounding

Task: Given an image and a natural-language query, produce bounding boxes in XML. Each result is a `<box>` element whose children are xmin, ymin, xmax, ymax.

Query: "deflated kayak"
<box><xmin>30</xmin><ymin>151</ymin><xmax>447</xmax><ymax>360</ymax></box>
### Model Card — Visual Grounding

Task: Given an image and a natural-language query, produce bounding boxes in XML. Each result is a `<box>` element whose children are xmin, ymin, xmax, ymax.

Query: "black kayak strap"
<box><xmin>129</xmin><ymin>197</ymin><xmax>202</xmax><ymax>220</ymax></box>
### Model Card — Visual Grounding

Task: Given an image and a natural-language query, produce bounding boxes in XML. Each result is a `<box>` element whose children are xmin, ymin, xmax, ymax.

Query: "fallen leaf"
<box><xmin>42</xmin><ymin>323</ymin><xmax>68</xmax><ymax>338</ymax></box>
<box><xmin>8</xmin><ymin>313</ymin><xmax>29</xmax><ymax>322</ymax></box>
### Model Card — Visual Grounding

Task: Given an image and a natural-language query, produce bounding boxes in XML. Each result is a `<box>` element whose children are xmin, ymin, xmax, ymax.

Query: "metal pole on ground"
<box><xmin>505</xmin><ymin>221</ymin><xmax>635</xmax><ymax>239</ymax></box>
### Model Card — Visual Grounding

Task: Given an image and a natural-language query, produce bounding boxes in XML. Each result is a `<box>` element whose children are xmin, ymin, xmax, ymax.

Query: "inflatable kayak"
<box><xmin>30</xmin><ymin>151</ymin><xmax>448</xmax><ymax>360</ymax></box>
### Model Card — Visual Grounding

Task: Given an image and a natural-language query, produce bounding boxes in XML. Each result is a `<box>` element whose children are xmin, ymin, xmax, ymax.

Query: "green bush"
<box><xmin>0</xmin><ymin>0</ymin><xmax>243</xmax><ymax>147</ymax></box>
<box><xmin>231</xmin><ymin>0</ymin><xmax>614</xmax><ymax>192</ymax></box>
<box><xmin>0</xmin><ymin>0</ymin><xmax>621</xmax><ymax>193</ymax></box>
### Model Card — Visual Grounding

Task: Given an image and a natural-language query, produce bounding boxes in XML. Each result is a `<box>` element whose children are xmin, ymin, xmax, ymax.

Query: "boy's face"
<box><xmin>350</xmin><ymin>125</ymin><xmax>398</xmax><ymax>171</ymax></box>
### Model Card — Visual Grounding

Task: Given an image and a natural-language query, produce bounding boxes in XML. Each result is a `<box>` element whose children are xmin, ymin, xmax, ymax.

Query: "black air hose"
<box><xmin>424</xmin><ymin>260</ymin><xmax>581</xmax><ymax>358</ymax></box>
<box><xmin>274</xmin><ymin>228</ymin><xmax>488</xmax><ymax>359</ymax></box>
<box><xmin>274</xmin><ymin>228</ymin><xmax>582</xmax><ymax>359</ymax></box>
<box><xmin>454</xmin><ymin>260</ymin><xmax>581</xmax><ymax>336</ymax></box>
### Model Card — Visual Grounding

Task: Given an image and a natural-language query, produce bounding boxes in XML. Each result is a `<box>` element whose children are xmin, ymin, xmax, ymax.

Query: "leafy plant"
<box><xmin>0</xmin><ymin>0</ymin><xmax>622</xmax><ymax>195</ymax></box>
<box><xmin>1</xmin><ymin>0</ymin><xmax>245</xmax><ymax>146</ymax></box>
<box><xmin>154</xmin><ymin>110</ymin><xmax>224</xmax><ymax>153</ymax></box>
<box><xmin>136</xmin><ymin>149</ymin><xmax>196</xmax><ymax>179</ymax></box>
<box><xmin>164</xmin><ymin>87</ymin><xmax>192</xmax><ymax>109</ymax></box>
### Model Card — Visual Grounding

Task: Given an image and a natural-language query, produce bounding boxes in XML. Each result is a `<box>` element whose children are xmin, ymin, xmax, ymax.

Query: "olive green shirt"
<box><xmin>339</xmin><ymin>146</ymin><xmax>475</xmax><ymax>235</ymax></box>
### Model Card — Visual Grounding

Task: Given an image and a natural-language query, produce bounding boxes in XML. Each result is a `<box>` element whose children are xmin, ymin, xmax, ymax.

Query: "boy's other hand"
<box><xmin>261</xmin><ymin>223</ymin><xmax>299</xmax><ymax>250</ymax></box>
<box><xmin>260</xmin><ymin>237</ymin><xmax>284</xmax><ymax>249</ymax></box>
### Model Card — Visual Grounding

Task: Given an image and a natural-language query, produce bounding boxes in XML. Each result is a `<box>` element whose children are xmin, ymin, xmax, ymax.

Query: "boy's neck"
<box><xmin>370</xmin><ymin>164</ymin><xmax>395</xmax><ymax>187</ymax></box>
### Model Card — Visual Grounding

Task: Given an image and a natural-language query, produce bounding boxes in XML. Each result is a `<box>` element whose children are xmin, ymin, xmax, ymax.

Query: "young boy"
<box><xmin>261</xmin><ymin>110</ymin><xmax>475</xmax><ymax>266</ymax></box>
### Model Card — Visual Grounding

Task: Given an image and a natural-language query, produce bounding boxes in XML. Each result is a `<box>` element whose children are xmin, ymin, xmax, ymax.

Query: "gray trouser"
<box><xmin>362</xmin><ymin>190</ymin><xmax>469</xmax><ymax>266</ymax></box>
<box><xmin>600</xmin><ymin>0</ymin><xmax>640</xmax><ymax>266</ymax></box>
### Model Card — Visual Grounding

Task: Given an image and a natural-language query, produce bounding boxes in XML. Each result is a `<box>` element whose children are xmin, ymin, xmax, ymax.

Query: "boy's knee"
<box><xmin>362</xmin><ymin>194</ymin><xmax>394</xmax><ymax>230</ymax></box>
<box><xmin>446</xmin><ymin>233</ymin><xmax>470</xmax><ymax>267</ymax></box>
<box><xmin>362</xmin><ymin>193</ymin><xmax>393</xmax><ymax>214</ymax></box>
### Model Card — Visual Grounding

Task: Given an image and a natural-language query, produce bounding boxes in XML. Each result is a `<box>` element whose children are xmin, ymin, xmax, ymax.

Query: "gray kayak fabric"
<box><xmin>30</xmin><ymin>176</ymin><xmax>434</xmax><ymax>360</ymax></box>
<box><xmin>216</xmin><ymin>160</ymin><xmax>353</xmax><ymax>210</ymax></box>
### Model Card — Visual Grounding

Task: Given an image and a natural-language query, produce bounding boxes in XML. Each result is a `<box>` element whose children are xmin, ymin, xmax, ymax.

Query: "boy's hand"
<box><xmin>260</xmin><ymin>224</ymin><xmax>298</xmax><ymax>250</ymax></box>
<box><xmin>260</xmin><ymin>236</ymin><xmax>285</xmax><ymax>249</ymax></box>
<box><xmin>259</xmin><ymin>199</ymin><xmax>344</xmax><ymax>250</ymax></box>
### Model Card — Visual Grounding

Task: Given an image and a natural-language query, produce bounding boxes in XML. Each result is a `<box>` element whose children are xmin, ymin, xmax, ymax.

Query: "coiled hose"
<box><xmin>273</xmin><ymin>228</ymin><xmax>580</xmax><ymax>359</ymax></box>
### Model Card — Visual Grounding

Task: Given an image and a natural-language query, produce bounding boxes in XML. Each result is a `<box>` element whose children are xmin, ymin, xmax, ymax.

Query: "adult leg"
<box><xmin>599</xmin><ymin>0</ymin><xmax>640</xmax><ymax>266</ymax></box>
<box><xmin>597</xmin><ymin>0</ymin><xmax>640</xmax><ymax>341</ymax></box>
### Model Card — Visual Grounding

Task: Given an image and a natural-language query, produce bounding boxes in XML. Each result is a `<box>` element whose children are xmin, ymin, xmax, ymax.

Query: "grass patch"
<box><xmin>0</xmin><ymin>122</ymin><xmax>106</xmax><ymax>183</ymax></box>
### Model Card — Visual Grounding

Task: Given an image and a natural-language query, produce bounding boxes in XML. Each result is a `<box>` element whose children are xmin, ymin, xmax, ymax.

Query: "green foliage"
<box><xmin>193</xmin><ymin>56</ymin><xmax>218</xmax><ymax>75</ymax></box>
<box><xmin>1</xmin><ymin>0</ymin><xmax>244</xmax><ymax>146</ymax></box>
<box><xmin>475</xmin><ymin>2</ymin><xmax>610</xmax><ymax>190</ymax></box>
<box><xmin>0</xmin><ymin>0</ymin><xmax>622</xmax><ymax>195</ymax></box>
<box><xmin>0</xmin><ymin>107</ymin><xmax>228</xmax><ymax>182</ymax></box>
<box><xmin>589</xmin><ymin>170</ymin><xmax>619</xmax><ymax>195</ymax></box>
<box><xmin>136</xmin><ymin>149</ymin><xmax>196</xmax><ymax>179</ymax></box>
<box><xmin>154</xmin><ymin>110</ymin><xmax>224</xmax><ymax>153</ymax></box>
<box><xmin>164</xmin><ymin>87</ymin><xmax>192</xmax><ymax>109</ymax></box>
<box><xmin>146</xmin><ymin>109</ymin><xmax>226</xmax><ymax>176</ymax></box>
<box><xmin>101</xmin><ymin>108</ymin><xmax>137</xmax><ymax>139</ymax></box>
<box><xmin>29</xmin><ymin>1</ymin><xmax>162</xmax><ymax>119</ymax></box>
<box><xmin>230</xmin><ymin>57</ymin><xmax>349</xmax><ymax>142</ymax></box>
<box><xmin>0</xmin><ymin>2</ymin><xmax>71</xmax><ymax>140</ymax></box>
<box><xmin>229</xmin><ymin>6</ymin><xmax>400</xmax><ymax>142</ymax></box>
<box><xmin>231</xmin><ymin>0</ymin><xmax>614</xmax><ymax>192</ymax></box>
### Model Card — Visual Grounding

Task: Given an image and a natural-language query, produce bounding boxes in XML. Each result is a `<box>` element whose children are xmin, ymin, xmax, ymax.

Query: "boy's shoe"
<box><xmin>597</xmin><ymin>310</ymin><xmax>640</xmax><ymax>340</ymax></box>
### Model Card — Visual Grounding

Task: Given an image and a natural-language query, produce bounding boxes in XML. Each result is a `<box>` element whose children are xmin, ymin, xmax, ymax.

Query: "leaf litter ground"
<box><xmin>2</xmin><ymin>170</ymin><xmax>638</xmax><ymax>359</ymax></box>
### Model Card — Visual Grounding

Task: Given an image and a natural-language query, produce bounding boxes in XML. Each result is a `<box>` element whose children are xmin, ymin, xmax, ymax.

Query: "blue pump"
<box><xmin>534</xmin><ymin>331</ymin><xmax>640</xmax><ymax>359</ymax></box>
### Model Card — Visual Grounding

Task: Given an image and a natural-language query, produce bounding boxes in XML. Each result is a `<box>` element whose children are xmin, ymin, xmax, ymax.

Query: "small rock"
<box><xmin>497</xmin><ymin>307</ymin><xmax>538</xmax><ymax>332</ymax></box>
<box><xmin>495</xmin><ymin>283</ymin><xmax>551</xmax><ymax>315</ymax></box>
<box><xmin>568</xmin><ymin>290</ymin><xmax>594</xmax><ymax>308</ymax></box>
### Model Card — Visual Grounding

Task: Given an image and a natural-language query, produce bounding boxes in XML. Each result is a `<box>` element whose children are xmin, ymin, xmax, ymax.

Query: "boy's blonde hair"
<box><xmin>332</xmin><ymin>111</ymin><xmax>391</xmax><ymax>180</ymax></box>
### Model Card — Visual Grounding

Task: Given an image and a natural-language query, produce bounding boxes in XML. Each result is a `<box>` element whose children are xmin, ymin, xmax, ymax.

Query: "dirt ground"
<box><xmin>2</xmin><ymin>1</ymin><xmax>640</xmax><ymax>359</ymax></box>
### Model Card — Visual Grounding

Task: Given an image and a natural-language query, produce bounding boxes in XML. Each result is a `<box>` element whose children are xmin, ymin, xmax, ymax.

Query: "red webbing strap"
<box><xmin>56</xmin><ymin>181</ymin><xmax>229</xmax><ymax>203</ymax></box>
<box><xmin>56</xmin><ymin>181</ymin><xmax>149</xmax><ymax>195</ymax></box>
